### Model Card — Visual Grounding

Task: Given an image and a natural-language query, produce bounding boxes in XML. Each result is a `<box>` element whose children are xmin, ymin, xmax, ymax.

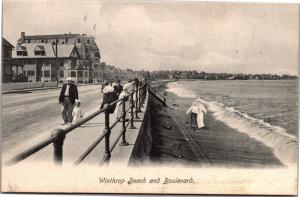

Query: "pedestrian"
<box><xmin>186</xmin><ymin>96</ymin><xmax>207</xmax><ymax>130</ymax></box>
<box><xmin>114</xmin><ymin>79</ymin><xmax>123</xmax><ymax>98</ymax></box>
<box><xmin>59</xmin><ymin>77</ymin><xmax>78</xmax><ymax>125</ymax></box>
<box><xmin>114</xmin><ymin>83</ymin><xmax>131</xmax><ymax>121</ymax></box>
<box><xmin>100</xmin><ymin>80</ymin><xmax>117</xmax><ymax>113</ymax></box>
<box><xmin>72</xmin><ymin>99</ymin><xmax>84</xmax><ymax>124</ymax></box>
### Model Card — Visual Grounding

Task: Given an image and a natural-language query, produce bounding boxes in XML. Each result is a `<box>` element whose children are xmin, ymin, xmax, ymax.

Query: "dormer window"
<box><xmin>16</xmin><ymin>46</ymin><xmax>28</xmax><ymax>56</ymax></box>
<box><xmin>34</xmin><ymin>45</ymin><xmax>46</xmax><ymax>56</ymax></box>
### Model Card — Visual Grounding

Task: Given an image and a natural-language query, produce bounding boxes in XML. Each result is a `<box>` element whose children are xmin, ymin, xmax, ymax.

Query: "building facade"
<box><xmin>2</xmin><ymin>38</ymin><xmax>14</xmax><ymax>82</ymax></box>
<box><xmin>13</xmin><ymin>32</ymin><xmax>101</xmax><ymax>83</ymax></box>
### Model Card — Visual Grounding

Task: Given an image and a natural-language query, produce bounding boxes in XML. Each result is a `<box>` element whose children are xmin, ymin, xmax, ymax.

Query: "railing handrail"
<box><xmin>6</xmin><ymin>82</ymin><xmax>148</xmax><ymax>166</ymax></box>
<box><xmin>146</xmin><ymin>84</ymin><xmax>166</xmax><ymax>105</ymax></box>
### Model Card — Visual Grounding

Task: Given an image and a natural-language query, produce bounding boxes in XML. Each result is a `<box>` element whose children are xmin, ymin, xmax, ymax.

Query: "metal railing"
<box><xmin>146</xmin><ymin>83</ymin><xmax>166</xmax><ymax>105</ymax></box>
<box><xmin>6</xmin><ymin>82</ymin><xmax>148</xmax><ymax>166</ymax></box>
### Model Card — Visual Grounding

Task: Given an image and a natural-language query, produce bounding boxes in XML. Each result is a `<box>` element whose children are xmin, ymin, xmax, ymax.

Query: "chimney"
<box><xmin>21</xmin><ymin>32</ymin><xmax>25</xmax><ymax>43</ymax></box>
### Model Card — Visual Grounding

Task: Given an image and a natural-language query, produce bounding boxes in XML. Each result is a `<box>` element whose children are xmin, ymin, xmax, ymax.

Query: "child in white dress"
<box><xmin>72</xmin><ymin>99</ymin><xmax>84</xmax><ymax>124</ymax></box>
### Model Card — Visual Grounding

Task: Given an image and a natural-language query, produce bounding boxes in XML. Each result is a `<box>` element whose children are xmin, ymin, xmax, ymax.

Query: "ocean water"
<box><xmin>167</xmin><ymin>80</ymin><xmax>298</xmax><ymax>165</ymax></box>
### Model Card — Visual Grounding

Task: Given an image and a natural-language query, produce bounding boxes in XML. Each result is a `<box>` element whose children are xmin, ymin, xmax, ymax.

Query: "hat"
<box><xmin>66</xmin><ymin>77</ymin><xmax>72</xmax><ymax>81</ymax></box>
<box><xmin>195</xmin><ymin>96</ymin><xmax>201</xmax><ymax>102</ymax></box>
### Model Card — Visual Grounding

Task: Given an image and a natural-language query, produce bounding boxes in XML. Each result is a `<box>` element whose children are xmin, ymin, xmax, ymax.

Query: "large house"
<box><xmin>2</xmin><ymin>38</ymin><xmax>14</xmax><ymax>82</ymax></box>
<box><xmin>13</xmin><ymin>32</ymin><xmax>101</xmax><ymax>83</ymax></box>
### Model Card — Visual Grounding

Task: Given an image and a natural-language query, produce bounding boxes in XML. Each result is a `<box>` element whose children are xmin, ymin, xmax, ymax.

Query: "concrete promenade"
<box><xmin>3</xmin><ymin>93</ymin><xmax>148</xmax><ymax>167</ymax></box>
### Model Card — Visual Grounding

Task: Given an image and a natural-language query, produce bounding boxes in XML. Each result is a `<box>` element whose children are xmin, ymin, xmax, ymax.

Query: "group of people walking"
<box><xmin>58</xmin><ymin>76</ymin><xmax>206</xmax><ymax>131</ymax></box>
<box><xmin>58</xmin><ymin>77</ymin><xmax>140</xmax><ymax>125</ymax></box>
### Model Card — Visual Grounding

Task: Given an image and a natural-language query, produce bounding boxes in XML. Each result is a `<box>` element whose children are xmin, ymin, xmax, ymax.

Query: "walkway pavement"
<box><xmin>3</xmin><ymin>94</ymin><xmax>148</xmax><ymax>167</ymax></box>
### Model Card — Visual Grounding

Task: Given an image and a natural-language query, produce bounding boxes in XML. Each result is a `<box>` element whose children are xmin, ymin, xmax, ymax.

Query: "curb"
<box><xmin>2</xmin><ymin>83</ymin><xmax>99</xmax><ymax>94</ymax></box>
<box><xmin>2</xmin><ymin>87</ymin><xmax>60</xmax><ymax>94</ymax></box>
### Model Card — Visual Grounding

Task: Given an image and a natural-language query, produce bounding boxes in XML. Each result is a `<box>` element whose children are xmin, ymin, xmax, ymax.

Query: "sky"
<box><xmin>3</xmin><ymin>0</ymin><xmax>299</xmax><ymax>75</ymax></box>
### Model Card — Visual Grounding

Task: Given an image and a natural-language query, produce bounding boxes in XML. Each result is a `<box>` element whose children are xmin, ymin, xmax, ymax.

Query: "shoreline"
<box><xmin>150</xmin><ymin>82</ymin><xmax>287</xmax><ymax>168</ymax></box>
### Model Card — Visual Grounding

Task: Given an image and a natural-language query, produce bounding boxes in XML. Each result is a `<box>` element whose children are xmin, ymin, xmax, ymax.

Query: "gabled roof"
<box><xmin>34</xmin><ymin>45</ymin><xmax>45</xmax><ymax>51</ymax></box>
<box><xmin>16</xmin><ymin>45</ymin><xmax>27</xmax><ymax>51</ymax></box>
<box><xmin>56</xmin><ymin>44</ymin><xmax>78</xmax><ymax>58</ymax></box>
<box><xmin>13</xmin><ymin>43</ymin><xmax>78</xmax><ymax>59</ymax></box>
<box><xmin>2</xmin><ymin>38</ymin><xmax>14</xmax><ymax>48</ymax></box>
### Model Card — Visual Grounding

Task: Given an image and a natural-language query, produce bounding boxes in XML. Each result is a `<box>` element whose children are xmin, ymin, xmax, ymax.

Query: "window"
<box><xmin>87</xmin><ymin>39</ymin><xmax>90</xmax><ymax>44</ymax></box>
<box><xmin>34</xmin><ymin>46</ymin><xmax>46</xmax><ymax>56</ymax></box>
<box><xmin>85</xmin><ymin>71</ymin><xmax>88</xmax><ymax>77</ymax></box>
<box><xmin>78</xmin><ymin>71</ymin><xmax>83</xmax><ymax>77</ymax></box>
<box><xmin>27</xmin><ymin>70</ymin><xmax>35</xmax><ymax>76</ymax></box>
<box><xmin>71</xmin><ymin>71</ymin><xmax>76</xmax><ymax>77</ymax></box>
<box><xmin>60</xmin><ymin>62</ymin><xmax>64</xmax><ymax>67</ymax></box>
<box><xmin>34</xmin><ymin>51</ymin><xmax>45</xmax><ymax>56</ymax></box>
<box><xmin>65</xmin><ymin>38</ymin><xmax>68</xmax><ymax>43</ymax></box>
<box><xmin>44</xmin><ymin>70</ymin><xmax>50</xmax><ymax>77</ymax></box>
<box><xmin>17</xmin><ymin>51</ymin><xmax>28</xmax><ymax>56</ymax></box>
<box><xmin>60</xmin><ymin>71</ymin><xmax>64</xmax><ymax>78</ymax></box>
<box><xmin>16</xmin><ymin>46</ymin><xmax>28</xmax><ymax>56</ymax></box>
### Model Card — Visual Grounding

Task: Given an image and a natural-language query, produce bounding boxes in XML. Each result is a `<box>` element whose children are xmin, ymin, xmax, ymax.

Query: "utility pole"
<box><xmin>55</xmin><ymin>39</ymin><xmax>58</xmax><ymax>84</ymax></box>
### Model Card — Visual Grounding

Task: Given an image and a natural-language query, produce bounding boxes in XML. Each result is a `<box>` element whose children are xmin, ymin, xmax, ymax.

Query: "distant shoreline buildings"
<box><xmin>1</xmin><ymin>34</ymin><xmax>297</xmax><ymax>84</ymax></box>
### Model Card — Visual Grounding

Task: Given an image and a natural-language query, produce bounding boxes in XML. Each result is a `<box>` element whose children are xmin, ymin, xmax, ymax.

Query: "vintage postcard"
<box><xmin>1</xmin><ymin>0</ymin><xmax>298</xmax><ymax>195</ymax></box>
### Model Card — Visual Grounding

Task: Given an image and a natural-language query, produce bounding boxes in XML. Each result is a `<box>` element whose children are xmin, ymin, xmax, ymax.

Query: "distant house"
<box><xmin>13</xmin><ymin>32</ymin><xmax>101</xmax><ymax>83</ymax></box>
<box><xmin>2</xmin><ymin>38</ymin><xmax>14</xmax><ymax>82</ymax></box>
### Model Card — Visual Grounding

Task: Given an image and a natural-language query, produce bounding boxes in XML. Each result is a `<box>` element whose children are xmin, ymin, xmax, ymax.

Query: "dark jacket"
<box><xmin>100</xmin><ymin>91</ymin><xmax>118</xmax><ymax>113</ymax></box>
<box><xmin>114</xmin><ymin>85</ymin><xmax>123</xmax><ymax>96</ymax></box>
<box><xmin>59</xmin><ymin>84</ymin><xmax>78</xmax><ymax>104</ymax></box>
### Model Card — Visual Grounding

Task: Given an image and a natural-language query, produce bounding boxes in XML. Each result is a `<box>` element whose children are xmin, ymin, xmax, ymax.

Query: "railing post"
<box><xmin>135</xmin><ymin>88</ymin><xmax>140</xmax><ymax>119</ymax></box>
<box><xmin>103</xmin><ymin>104</ymin><xmax>111</xmax><ymax>163</ymax></box>
<box><xmin>138</xmin><ymin>87</ymin><xmax>142</xmax><ymax>112</ymax></box>
<box><xmin>130</xmin><ymin>93</ymin><xmax>136</xmax><ymax>129</ymax></box>
<box><xmin>51</xmin><ymin>129</ymin><xmax>65</xmax><ymax>165</ymax></box>
<box><xmin>120</xmin><ymin>100</ymin><xmax>129</xmax><ymax>146</ymax></box>
<box><xmin>141</xmin><ymin>84</ymin><xmax>146</xmax><ymax>104</ymax></box>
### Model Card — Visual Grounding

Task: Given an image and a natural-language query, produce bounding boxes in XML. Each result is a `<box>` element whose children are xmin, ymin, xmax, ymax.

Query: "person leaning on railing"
<box><xmin>113</xmin><ymin>83</ymin><xmax>131</xmax><ymax>121</ymax></box>
<box><xmin>100</xmin><ymin>80</ymin><xmax>118</xmax><ymax>113</ymax></box>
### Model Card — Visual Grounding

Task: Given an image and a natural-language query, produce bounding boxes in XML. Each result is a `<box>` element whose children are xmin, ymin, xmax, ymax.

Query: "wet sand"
<box><xmin>149</xmin><ymin>84</ymin><xmax>283</xmax><ymax>168</ymax></box>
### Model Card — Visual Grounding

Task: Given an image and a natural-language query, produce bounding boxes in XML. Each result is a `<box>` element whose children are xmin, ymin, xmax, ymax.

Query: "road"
<box><xmin>2</xmin><ymin>85</ymin><xmax>103</xmax><ymax>152</ymax></box>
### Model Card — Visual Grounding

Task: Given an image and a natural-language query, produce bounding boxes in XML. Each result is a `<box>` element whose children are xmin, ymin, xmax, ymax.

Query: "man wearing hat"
<box><xmin>59</xmin><ymin>77</ymin><xmax>79</xmax><ymax>125</ymax></box>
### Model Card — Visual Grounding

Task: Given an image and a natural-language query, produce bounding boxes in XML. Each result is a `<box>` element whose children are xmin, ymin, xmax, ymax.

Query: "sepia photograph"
<box><xmin>1</xmin><ymin>0</ymin><xmax>298</xmax><ymax>195</ymax></box>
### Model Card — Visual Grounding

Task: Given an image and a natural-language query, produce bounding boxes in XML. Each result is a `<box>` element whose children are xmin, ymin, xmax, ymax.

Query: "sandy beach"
<box><xmin>149</xmin><ymin>83</ymin><xmax>284</xmax><ymax>168</ymax></box>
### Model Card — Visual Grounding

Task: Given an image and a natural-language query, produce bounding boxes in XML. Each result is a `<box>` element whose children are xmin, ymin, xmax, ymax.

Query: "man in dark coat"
<box><xmin>114</xmin><ymin>79</ymin><xmax>123</xmax><ymax>98</ymax></box>
<box><xmin>59</xmin><ymin>77</ymin><xmax>79</xmax><ymax>125</ymax></box>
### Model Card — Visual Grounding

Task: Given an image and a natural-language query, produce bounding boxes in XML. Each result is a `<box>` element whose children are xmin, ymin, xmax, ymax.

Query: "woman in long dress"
<box><xmin>114</xmin><ymin>83</ymin><xmax>131</xmax><ymax>120</ymax></box>
<box><xmin>186</xmin><ymin>97</ymin><xmax>207</xmax><ymax>129</ymax></box>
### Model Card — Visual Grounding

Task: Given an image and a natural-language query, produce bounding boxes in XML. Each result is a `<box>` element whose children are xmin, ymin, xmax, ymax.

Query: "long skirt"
<box><xmin>114</xmin><ymin>101</ymin><xmax>130</xmax><ymax>120</ymax></box>
<box><xmin>196</xmin><ymin>112</ymin><xmax>205</xmax><ymax>128</ymax></box>
<box><xmin>190</xmin><ymin>112</ymin><xmax>198</xmax><ymax>128</ymax></box>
